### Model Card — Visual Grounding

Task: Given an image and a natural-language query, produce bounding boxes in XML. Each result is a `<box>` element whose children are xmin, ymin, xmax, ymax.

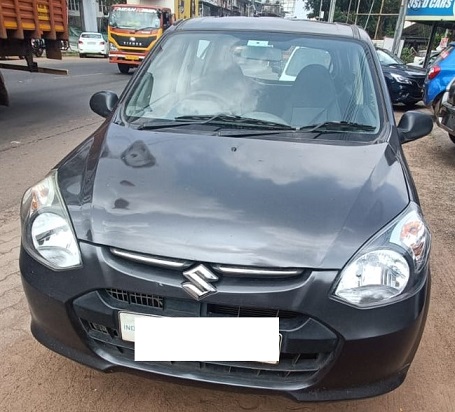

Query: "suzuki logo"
<box><xmin>182</xmin><ymin>264</ymin><xmax>218</xmax><ymax>300</ymax></box>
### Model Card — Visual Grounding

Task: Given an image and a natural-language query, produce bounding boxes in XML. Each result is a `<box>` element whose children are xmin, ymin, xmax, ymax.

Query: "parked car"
<box><xmin>423</xmin><ymin>42</ymin><xmax>455</xmax><ymax>113</ymax></box>
<box><xmin>375</xmin><ymin>47</ymin><xmax>426</xmax><ymax>107</ymax></box>
<box><xmin>19</xmin><ymin>17</ymin><xmax>433</xmax><ymax>402</ymax></box>
<box><xmin>436</xmin><ymin>76</ymin><xmax>455</xmax><ymax>144</ymax></box>
<box><xmin>77</xmin><ymin>31</ymin><xmax>108</xmax><ymax>58</ymax></box>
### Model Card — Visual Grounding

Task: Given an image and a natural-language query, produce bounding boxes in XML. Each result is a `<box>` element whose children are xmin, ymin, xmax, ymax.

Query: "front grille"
<box><xmin>104</xmin><ymin>289</ymin><xmax>301</xmax><ymax>320</ymax></box>
<box><xmin>208</xmin><ymin>304</ymin><xmax>299</xmax><ymax>319</ymax></box>
<box><xmin>106</xmin><ymin>288</ymin><xmax>164</xmax><ymax>309</ymax></box>
<box><xmin>111</xmin><ymin>34</ymin><xmax>156</xmax><ymax>49</ymax></box>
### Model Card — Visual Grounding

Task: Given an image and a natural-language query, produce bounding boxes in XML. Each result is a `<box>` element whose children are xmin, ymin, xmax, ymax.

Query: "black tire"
<box><xmin>118</xmin><ymin>64</ymin><xmax>130</xmax><ymax>74</ymax></box>
<box><xmin>79</xmin><ymin>53</ymin><xmax>85</xmax><ymax>58</ymax></box>
<box><xmin>449</xmin><ymin>134</ymin><xmax>455</xmax><ymax>144</ymax></box>
<box><xmin>34</xmin><ymin>48</ymin><xmax>44</xmax><ymax>58</ymax></box>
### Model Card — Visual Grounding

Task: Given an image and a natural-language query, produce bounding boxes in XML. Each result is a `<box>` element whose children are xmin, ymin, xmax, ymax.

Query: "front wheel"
<box><xmin>118</xmin><ymin>64</ymin><xmax>130</xmax><ymax>74</ymax></box>
<box><xmin>433</xmin><ymin>96</ymin><xmax>444</xmax><ymax>126</ymax></box>
<box><xmin>449</xmin><ymin>134</ymin><xmax>455</xmax><ymax>144</ymax></box>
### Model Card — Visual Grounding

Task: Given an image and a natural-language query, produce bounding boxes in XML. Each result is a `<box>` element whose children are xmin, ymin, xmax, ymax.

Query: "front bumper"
<box><xmin>109</xmin><ymin>53</ymin><xmax>144</xmax><ymax>66</ymax></box>
<box><xmin>388</xmin><ymin>81</ymin><xmax>424</xmax><ymax>105</ymax></box>
<box><xmin>19</xmin><ymin>242</ymin><xmax>430</xmax><ymax>401</ymax></box>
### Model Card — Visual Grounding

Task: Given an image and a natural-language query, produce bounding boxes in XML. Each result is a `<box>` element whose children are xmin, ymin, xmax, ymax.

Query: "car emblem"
<box><xmin>130</xmin><ymin>36</ymin><xmax>136</xmax><ymax>42</ymax></box>
<box><xmin>182</xmin><ymin>264</ymin><xmax>218</xmax><ymax>300</ymax></box>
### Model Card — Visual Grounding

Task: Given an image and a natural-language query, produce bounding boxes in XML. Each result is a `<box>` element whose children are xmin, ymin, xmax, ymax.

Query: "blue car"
<box><xmin>423</xmin><ymin>42</ymin><xmax>455</xmax><ymax>111</ymax></box>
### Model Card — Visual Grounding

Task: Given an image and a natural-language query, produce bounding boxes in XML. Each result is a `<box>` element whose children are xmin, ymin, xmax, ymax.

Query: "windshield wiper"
<box><xmin>300</xmin><ymin>121</ymin><xmax>376</xmax><ymax>134</ymax></box>
<box><xmin>135</xmin><ymin>119</ymin><xmax>208</xmax><ymax>130</ymax></box>
<box><xmin>174</xmin><ymin>114</ymin><xmax>296</xmax><ymax>130</ymax></box>
<box><xmin>134</xmin><ymin>26</ymin><xmax>157</xmax><ymax>32</ymax></box>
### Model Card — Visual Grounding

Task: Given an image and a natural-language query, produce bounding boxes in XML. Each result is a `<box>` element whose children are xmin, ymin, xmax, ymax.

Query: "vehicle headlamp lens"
<box><xmin>21</xmin><ymin>171</ymin><xmax>81</xmax><ymax>270</ymax></box>
<box><xmin>333</xmin><ymin>204</ymin><xmax>430</xmax><ymax>308</ymax></box>
<box><xmin>31</xmin><ymin>213</ymin><xmax>80</xmax><ymax>268</ymax></box>
<box><xmin>391</xmin><ymin>73</ymin><xmax>413</xmax><ymax>85</ymax></box>
<box><xmin>335</xmin><ymin>250</ymin><xmax>409</xmax><ymax>306</ymax></box>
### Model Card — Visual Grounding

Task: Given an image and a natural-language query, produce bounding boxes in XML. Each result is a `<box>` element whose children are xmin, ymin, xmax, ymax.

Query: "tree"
<box><xmin>304</xmin><ymin>0</ymin><xmax>400</xmax><ymax>39</ymax></box>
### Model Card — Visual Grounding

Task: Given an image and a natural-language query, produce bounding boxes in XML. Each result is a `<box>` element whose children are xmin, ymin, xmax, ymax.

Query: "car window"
<box><xmin>432</xmin><ymin>45</ymin><xmax>455</xmax><ymax>66</ymax></box>
<box><xmin>376</xmin><ymin>49</ymin><xmax>402</xmax><ymax>65</ymax></box>
<box><xmin>81</xmin><ymin>33</ymin><xmax>102</xmax><ymax>39</ymax></box>
<box><xmin>124</xmin><ymin>31</ymin><xmax>381</xmax><ymax>137</ymax></box>
<box><xmin>280</xmin><ymin>47</ymin><xmax>331</xmax><ymax>80</ymax></box>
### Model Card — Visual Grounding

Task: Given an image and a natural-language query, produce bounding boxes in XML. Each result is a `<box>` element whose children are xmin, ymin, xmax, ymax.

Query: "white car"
<box><xmin>77</xmin><ymin>32</ymin><xmax>108</xmax><ymax>58</ymax></box>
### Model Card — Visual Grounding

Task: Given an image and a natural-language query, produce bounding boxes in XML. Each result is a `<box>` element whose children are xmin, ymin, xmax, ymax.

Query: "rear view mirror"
<box><xmin>397</xmin><ymin>111</ymin><xmax>433</xmax><ymax>143</ymax></box>
<box><xmin>90</xmin><ymin>91</ymin><xmax>119</xmax><ymax>118</ymax></box>
<box><xmin>239</xmin><ymin>45</ymin><xmax>282</xmax><ymax>62</ymax></box>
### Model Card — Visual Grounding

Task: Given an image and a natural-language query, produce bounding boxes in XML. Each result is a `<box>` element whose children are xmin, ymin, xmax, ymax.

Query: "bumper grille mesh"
<box><xmin>106</xmin><ymin>288</ymin><xmax>164</xmax><ymax>309</ymax></box>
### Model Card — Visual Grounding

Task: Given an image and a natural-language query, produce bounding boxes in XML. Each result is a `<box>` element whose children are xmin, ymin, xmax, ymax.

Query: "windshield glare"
<box><xmin>376</xmin><ymin>48</ymin><xmax>403</xmax><ymax>66</ymax></box>
<box><xmin>109</xmin><ymin>7</ymin><xmax>160</xmax><ymax>30</ymax></box>
<box><xmin>124</xmin><ymin>32</ymin><xmax>381</xmax><ymax>135</ymax></box>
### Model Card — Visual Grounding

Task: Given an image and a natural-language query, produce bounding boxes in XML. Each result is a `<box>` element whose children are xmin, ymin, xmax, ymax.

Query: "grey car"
<box><xmin>19</xmin><ymin>17</ymin><xmax>433</xmax><ymax>401</ymax></box>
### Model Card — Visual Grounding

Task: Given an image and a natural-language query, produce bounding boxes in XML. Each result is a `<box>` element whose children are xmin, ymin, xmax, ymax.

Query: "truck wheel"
<box><xmin>449</xmin><ymin>134</ymin><xmax>455</xmax><ymax>144</ymax></box>
<box><xmin>118</xmin><ymin>64</ymin><xmax>130</xmax><ymax>74</ymax></box>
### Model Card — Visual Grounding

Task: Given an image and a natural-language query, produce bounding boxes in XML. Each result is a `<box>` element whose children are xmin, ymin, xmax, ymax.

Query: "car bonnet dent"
<box><xmin>59</xmin><ymin>125</ymin><xmax>409</xmax><ymax>269</ymax></box>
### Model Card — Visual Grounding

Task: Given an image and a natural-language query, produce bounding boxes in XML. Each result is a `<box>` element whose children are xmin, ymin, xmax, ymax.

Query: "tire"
<box><xmin>433</xmin><ymin>96</ymin><xmax>444</xmax><ymax>126</ymax></box>
<box><xmin>449</xmin><ymin>134</ymin><xmax>455</xmax><ymax>144</ymax></box>
<box><xmin>79</xmin><ymin>53</ymin><xmax>85</xmax><ymax>58</ymax></box>
<box><xmin>118</xmin><ymin>64</ymin><xmax>130</xmax><ymax>74</ymax></box>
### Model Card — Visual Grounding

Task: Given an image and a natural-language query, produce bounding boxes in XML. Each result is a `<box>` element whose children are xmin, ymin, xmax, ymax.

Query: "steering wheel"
<box><xmin>166</xmin><ymin>91</ymin><xmax>232</xmax><ymax>117</ymax></box>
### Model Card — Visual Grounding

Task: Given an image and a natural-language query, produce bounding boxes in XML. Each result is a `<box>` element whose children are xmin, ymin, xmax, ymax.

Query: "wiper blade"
<box><xmin>134</xmin><ymin>26</ymin><xmax>156</xmax><ymax>32</ymax></box>
<box><xmin>175</xmin><ymin>114</ymin><xmax>295</xmax><ymax>130</ymax></box>
<box><xmin>136</xmin><ymin>119</ymin><xmax>206</xmax><ymax>130</ymax></box>
<box><xmin>300</xmin><ymin>121</ymin><xmax>376</xmax><ymax>133</ymax></box>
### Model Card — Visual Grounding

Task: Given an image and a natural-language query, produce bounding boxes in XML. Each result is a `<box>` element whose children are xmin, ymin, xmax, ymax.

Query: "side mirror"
<box><xmin>397</xmin><ymin>110</ymin><xmax>433</xmax><ymax>143</ymax></box>
<box><xmin>89</xmin><ymin>91</ymin><xmax>119</xmax><ymax>118</ymax></box>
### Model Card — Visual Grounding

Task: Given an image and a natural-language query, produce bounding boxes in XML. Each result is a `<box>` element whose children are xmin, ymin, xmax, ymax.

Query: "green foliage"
<box><xmin>304</xmin><ymin>0</ymin><xmax>400</xmax><ymax>39</ymax></box>
<box><xmin>400</xmin><ymin>47</ymin><xmax>415</xmax><ymax>64</ymax></box>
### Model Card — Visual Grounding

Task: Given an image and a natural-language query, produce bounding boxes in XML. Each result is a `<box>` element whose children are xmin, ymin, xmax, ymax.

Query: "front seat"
<box><xmin>283</xmin><ymin>64</ymin><xmax>341</xmax><ymax>128</ymax></box>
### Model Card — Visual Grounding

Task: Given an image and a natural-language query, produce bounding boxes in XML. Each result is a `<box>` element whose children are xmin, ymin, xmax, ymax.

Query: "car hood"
<box><xmin>383</xmin><ymin>64</ymin><xmax>427</xmax><ymax>78</ymax></box>
<box><xmin>58</xmin><ymin>124</ymin><xmax>409</xmax><ymax>269</ymax></box>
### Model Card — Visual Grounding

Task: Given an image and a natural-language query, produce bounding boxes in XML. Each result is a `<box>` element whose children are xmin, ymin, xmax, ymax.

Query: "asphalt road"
<box><xmin>0</xmin><ymin>56</ymin><xmax>129</xmax><ymax>148</ymax></box>
<box><xmin>0</xmin><ymin>57</ymin><xmax>130</xmax><ymax>211</ymax></box>
<box><xmin>0</xmin><ymin>58</ymin><xmax>454</xmax><ymax>411</ymax></box>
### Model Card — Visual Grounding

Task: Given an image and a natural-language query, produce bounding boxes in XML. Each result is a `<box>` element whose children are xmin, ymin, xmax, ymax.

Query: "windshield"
<box><xmin>376</xmin><ymin>48</ymin><xmax>403</xmax><ymax>66</ymax></box>
<box><xmin>109</xmin><ymin>7</ymin><xmax>160</xmax><ymax>30</ymax></box>
<box><xmin>123</xmin><ymin>31</ymin><xmax>381</xmax><ymax>137</ymax></box>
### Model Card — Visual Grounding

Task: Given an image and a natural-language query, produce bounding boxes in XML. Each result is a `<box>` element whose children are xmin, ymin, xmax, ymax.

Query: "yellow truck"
<box><xmin>0</xmin><ymin>0</ymin><xmax>68</xmax><ymax>105</ymax></box>
<box><xmin>108</xmin><ymin>0</ymin><xmax>198</xmax><ymax>74</ymax></box>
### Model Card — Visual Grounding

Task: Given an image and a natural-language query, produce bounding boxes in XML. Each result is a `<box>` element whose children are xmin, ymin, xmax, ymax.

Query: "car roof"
<box><xmin>174</xmin><ymin>16</ymin><xmax>369</xmax><ymax>42</ymax></box>
<box><xmin>80</xmin><ymin>32</ymin><xmax>102</xmax><ymax>35</ymax></box>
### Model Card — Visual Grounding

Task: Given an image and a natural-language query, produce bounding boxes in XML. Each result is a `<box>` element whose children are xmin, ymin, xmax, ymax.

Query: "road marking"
<box><xmin>52</xmin><ymin>73</ymin><xmax>106</xmax><ymax>79</ymax></box>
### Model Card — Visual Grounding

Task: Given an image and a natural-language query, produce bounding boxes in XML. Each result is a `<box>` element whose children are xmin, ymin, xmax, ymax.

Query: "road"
<box><xmin>0</xmin><ymin>58</ymin><xmax>454</xmax><ymax>411</ymax></box>
<box><xmin>0</xmin><ymin>57</ymin><xmax>129</xmax><ymax>211</ymax></box>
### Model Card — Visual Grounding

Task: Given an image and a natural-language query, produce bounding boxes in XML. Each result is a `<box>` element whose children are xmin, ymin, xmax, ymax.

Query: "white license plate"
<box><xmin>119</xmin><ymin>311</ymin><xmax>282</xmax><ymax>364</ymax></box>
<box><xmin>88</xmin><ymin>41</ymin><xmax>96</xmax><ymax>45</ymax></box>
<box><xmin>119</xmin><ymin>311</ymin><xmax>159</xmax><ymax>342</ymax></box>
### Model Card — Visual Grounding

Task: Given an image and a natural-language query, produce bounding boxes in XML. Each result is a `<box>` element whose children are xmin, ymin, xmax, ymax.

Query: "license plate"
<box><xmin>119</xmin><ymin>311</ymin><xmax>282</xmax><ymax>364</ymax></box>
<box><xmin>119</xmin><ymin>311</ymin><xmax>159</xmax><ymax>342</ymax></box>
<box><xmin>88</xmin><ymin>42</ymin><xmax>95</xmax><ymax>45</ymax></box>
<box><xmin>125</xmin><ymin>55</ymin><xmax>139</xmax><ymax>61</ymax></box>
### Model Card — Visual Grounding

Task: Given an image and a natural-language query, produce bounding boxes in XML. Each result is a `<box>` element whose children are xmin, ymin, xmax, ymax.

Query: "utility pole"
<box><xmin>328</xmin><ymin>0</ymin><xmax>336</xmax><ymax>22</ymax></box>
<box><xmin>392</xmin><ymin>0</ymin><xmax>408</xmax><ymax>55</ymax></box>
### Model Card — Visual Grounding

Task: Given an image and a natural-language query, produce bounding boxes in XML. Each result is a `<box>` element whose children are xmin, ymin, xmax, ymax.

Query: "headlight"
<box><xmin>333</xmin><ymin>203</ymin><xmax>430</xmax><ymax>308</ymax></box>
<box><xmin>390</xmin><ymin>73</ymin><xmax>413</xmax><ymax>85</ymax></box>
<box><xmin>21</xmin><ymin>170</ymin><xmax>81</xmax><ymax>270</ymax></box>
<box><xmin>109</xmin><ymin>42</ymin><xmax>118</xmax><ymax>51</ymax></box>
